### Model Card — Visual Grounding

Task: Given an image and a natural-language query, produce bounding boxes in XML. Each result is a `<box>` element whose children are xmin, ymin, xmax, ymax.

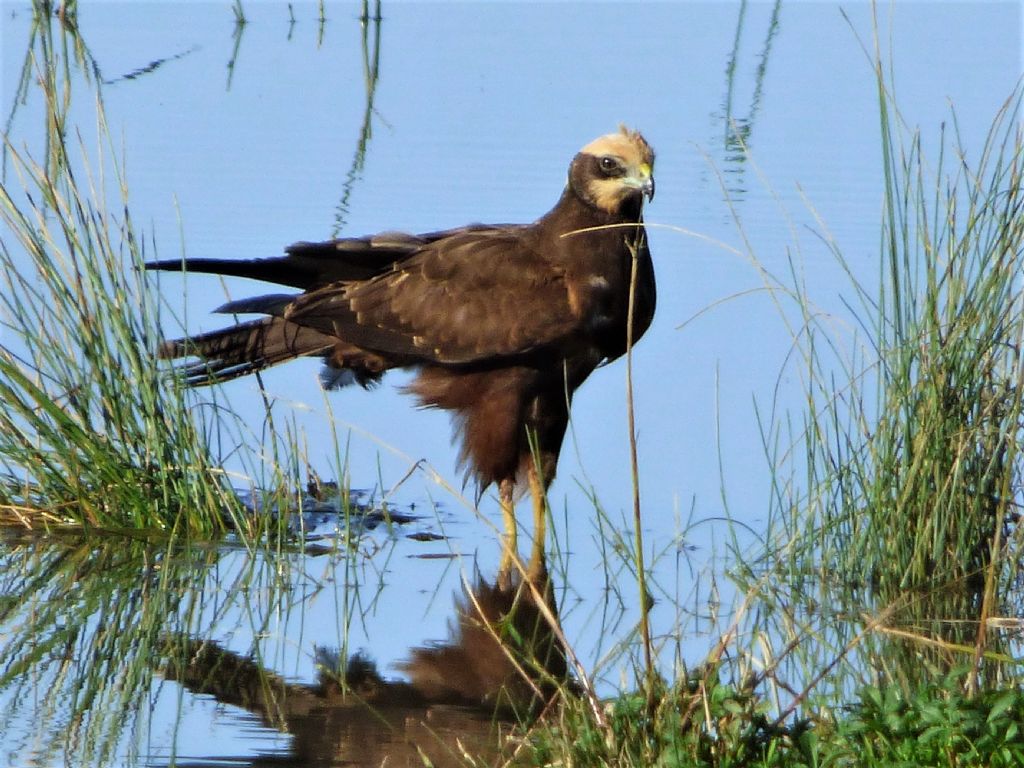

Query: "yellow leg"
<box><xmin>499</xmin><ymin>477</ymin><xmax>518</xmax><ymax>574</ymax></box>
<box><xmin>527</xmin><ymin>462</ymin><xmax>547</xmax><ymax>584</ymax></box>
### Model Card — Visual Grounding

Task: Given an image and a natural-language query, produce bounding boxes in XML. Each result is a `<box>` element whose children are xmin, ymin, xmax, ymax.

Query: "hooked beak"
<box><xmin>641</xmin><ymin>175</ymin><xmax>655</xmax><ymax>202</ymax></box>
<box><xmin>633</xmin><ymin>161</ymin><xmax>655</xmax><ymax>202</ymax></box>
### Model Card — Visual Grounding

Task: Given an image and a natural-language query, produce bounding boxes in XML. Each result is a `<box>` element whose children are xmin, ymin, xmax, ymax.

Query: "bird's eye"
<box><xmin>599</xmin><ymin>156</ymin><xmax>621</xmax><ymax>175</ymax></box>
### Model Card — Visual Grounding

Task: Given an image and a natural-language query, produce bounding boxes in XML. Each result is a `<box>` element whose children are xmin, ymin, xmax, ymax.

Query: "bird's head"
<box><xmin>569</xmin><ymin>126</ymin><xmax>655</xmax><ymax>216</ymax></box>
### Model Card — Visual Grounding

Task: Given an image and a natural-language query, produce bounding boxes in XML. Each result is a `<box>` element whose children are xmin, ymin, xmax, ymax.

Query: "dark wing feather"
<box><xmin>145</xmin><ymin>227</ymin><xmax>514</xmax><ymax>290</ymax></box>
<box><xmin>283</xmin><ymin>228</ymin><xmax>581</xmax><ymax>364</ymax></box>
<box><xmin>145</xmin><ymin>232</ymin><xmax>432</xmax><ymax>290</ymax></box>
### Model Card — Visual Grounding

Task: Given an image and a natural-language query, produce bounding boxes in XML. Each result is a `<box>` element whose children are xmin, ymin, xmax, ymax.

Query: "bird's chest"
<box><xmin>565</xmin><ymin>249</ymin><xmax>632</xmax><ymax>336</ymax></box>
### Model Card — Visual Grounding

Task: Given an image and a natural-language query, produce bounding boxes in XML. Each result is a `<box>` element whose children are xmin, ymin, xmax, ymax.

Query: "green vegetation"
<box><xmin>764</xmin><ymin>77</ymin><xmax>1024</xmax><ymax>689</ymax></box>
<box><xmin>0</xmin><ymin>8</ymin><xmax>233</xmax><ymax>535</ymax></box>
<box><xmin>734</xmin><ymin>63</ymin><xmax>1024</xmax><ymax>699</ymax></box>
<box><xmin>0</xmin><ymin>2</ymin><xmax>1021</xmax><ymax>767</ymax></box>
<box><xmin>526</xmin><ymin>670</ymin><xmax>1024</xmax><ymax>767</ymax></box>
<box><xmin>0</xmin><ymin>135</ymin><xmax>243</xmax><ymax>535</ymax></box>
<box><xmin>0</xmin><ymin>3</ymin><xmax>324</xmax><ymax>539</ymax></box>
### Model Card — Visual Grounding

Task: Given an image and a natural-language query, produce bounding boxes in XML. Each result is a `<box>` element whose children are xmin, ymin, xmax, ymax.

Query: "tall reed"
<box><xmin>0</xmin><ymin>5</ymin><xmax>240</xmax><ymax>534</ymax></box>
<box><xmin>737</xmin><ymin>68</ymin><xmax>1024</xmax><ymax>703</ymax></box>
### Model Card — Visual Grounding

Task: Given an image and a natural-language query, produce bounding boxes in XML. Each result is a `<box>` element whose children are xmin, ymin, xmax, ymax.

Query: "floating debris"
<box><xmin>232</xmin><ymin>477</ymin><xmax>453</xmax><ymax>553</ymax></box>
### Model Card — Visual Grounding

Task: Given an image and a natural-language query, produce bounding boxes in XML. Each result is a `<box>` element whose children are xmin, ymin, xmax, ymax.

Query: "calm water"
<box><xmin>1</xmin><ymin>1</ymin><xmax>1021</xmax><ymax>765</ymax></box>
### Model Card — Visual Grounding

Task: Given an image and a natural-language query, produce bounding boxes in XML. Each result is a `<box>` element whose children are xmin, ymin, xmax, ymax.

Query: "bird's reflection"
<box><xmin>162</xmin><ymin>543</ymin><xmax>568</xmax><ymax>767</ymax></box>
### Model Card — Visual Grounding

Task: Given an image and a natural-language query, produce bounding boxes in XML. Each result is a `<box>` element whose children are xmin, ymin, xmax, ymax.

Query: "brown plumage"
<box><xmin>147</xmin><ymin>127</ymin><xmax>656</xmax><ymax>565</ymax></box>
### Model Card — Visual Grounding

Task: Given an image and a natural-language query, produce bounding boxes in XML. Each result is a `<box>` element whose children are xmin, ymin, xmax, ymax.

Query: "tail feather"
<box><xmin>160</xmin><ymin>317</ymin><xmax>335</xmax><ymax>386</ymax></box>
<box><xmin>215</xmin><ymin>293</ymin><xmax>295</xmax><ymax>316</ymax></box>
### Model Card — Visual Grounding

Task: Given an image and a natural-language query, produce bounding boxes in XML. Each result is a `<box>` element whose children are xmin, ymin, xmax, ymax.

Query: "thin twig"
<box><xmin>625</xmin><ymin>233</ymin><xmax>654</xmax><ymax>712</ymax></box>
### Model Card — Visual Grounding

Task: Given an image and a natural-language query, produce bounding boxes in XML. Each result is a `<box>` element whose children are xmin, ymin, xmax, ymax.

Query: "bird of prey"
<box><xmin>147</xmin><ymin>126</ymin><xmax>656</xmax><ymax>569</ymax></box>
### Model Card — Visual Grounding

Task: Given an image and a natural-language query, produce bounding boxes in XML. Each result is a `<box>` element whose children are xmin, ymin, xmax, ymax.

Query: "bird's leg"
<box><xmin>498</xmin><ymin>477</ymin><xmax>519</xmax><ymax>576</ymax></box>
<box><xmin>527</xmin><ymin>460</ymin><xmax>548</xmax><ymax>581</ymax></box>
